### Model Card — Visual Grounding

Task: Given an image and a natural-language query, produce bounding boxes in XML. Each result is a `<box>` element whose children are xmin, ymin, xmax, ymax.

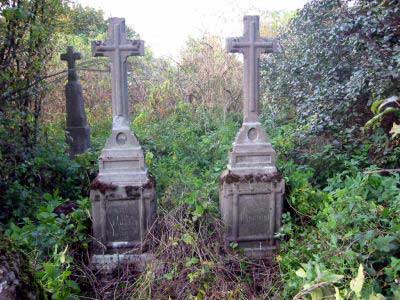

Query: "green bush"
<box><xmin>133</xmin><ymin>103</ymin><xmax>239</xmax><ymax>217</ymax></box>
<box><xmin>279</xmin><ymin>170</ymin><xmax>400</xmax><ymax>299</ymax></box>
<box><xmin>6</xmin><ymin>192</ymin><xmax>90</xmax><ymax>299</ymax></box>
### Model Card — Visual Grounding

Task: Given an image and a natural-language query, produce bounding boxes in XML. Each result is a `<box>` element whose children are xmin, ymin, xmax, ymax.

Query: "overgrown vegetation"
<box><xmin>0</xmin><ymin>0</ymin><xmax>399</xmax><ymax>299</ymax></box>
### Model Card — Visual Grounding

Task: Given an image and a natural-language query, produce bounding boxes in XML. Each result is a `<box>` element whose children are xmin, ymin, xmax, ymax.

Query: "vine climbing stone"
<box><xmin>60</xmin><ymin>46</ymin><xmax>90</xmax><ymax>158</ymax></box>
<box><xmin>89</xmin><ymin>18</ymin><xmax>156</xmax><ymax>271</ymax></box>
<box><xmin>220</xmin><ymin>15</ymin><xmax>284</xmax><ymax>258</ymax></box>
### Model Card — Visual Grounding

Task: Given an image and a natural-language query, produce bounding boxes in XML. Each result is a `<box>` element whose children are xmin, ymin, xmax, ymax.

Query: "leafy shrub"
<box><xmin>6</xmin><ymin>192</ymin><xmax>90</xmax><ymax>299</ymax></box>
<box><xmin>0</xmin><ymin>128</ymin><xmax>95</xmax><ymax>223</ymax></box>
<box><xmin>261</xmin><ymin>0</ymin><xmax>400</xmax><ymax>172</ymax></box>
<box><xmin>133</xmin><ymin>103</ymin><xmax>239</xmax><ymax>218</ymax></box>
<box><xmin>279</xmin><ymin>170</ymin><xmax>400</xmax><ymax>299</ymax></box>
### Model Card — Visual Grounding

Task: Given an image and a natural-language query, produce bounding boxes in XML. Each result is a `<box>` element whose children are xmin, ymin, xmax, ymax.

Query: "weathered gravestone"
<box><xmin>60</xmin><ymin>46</ymin><xmax>91</xmax><ymax>158</ymax></box>
<box><xmin>90</xmin><ymin>18</ymin><xmax>156</xmax><ymax>271</ymax></box>
<box><xmin>220</xmin><ymin>15</ymin><xmax>284</xmax><ymax>258</ymax></box>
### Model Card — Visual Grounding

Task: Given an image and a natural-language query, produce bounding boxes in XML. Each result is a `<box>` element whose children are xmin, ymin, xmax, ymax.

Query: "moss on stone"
<box><xmin>0</xmin><ymin>234</ymin><xmax>44</xmax><ymax>300</ymax></box>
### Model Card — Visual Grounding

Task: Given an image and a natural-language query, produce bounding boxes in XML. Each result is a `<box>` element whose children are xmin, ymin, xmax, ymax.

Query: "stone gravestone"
<box><xmin>60</xmin><ymin>46</ymin><xmax>91</xmax><ymax>158</ymax></box>
<box><xmin>90</xmin><ymin>18</ymin><xmax>156</xmax><ymax>271</ymax></box>
<box><xmin>220</xmin><ymin>15</ymin><xmax>284</xmax><ymax>258</ymax></box>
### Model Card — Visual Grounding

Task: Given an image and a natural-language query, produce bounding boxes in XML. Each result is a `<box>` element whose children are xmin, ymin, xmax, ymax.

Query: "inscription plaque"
<box><xmin>106</xmin><ymin>199</ymin><xmax>140</xmax><ymax>242</ymax></box>
<box><xmin>236</xmin><ymin>155</ymin><xmax>271</xmax><ymax>164</ymax></box>
<box><xmin>103</xmin><ymin>160</ymin><xmax>140</xmax><ymax>169</ymax></box>
<box><xmin>238</xmin><ymin>193</ymin><xmax>273</xmax><ymax>238</ymax></box>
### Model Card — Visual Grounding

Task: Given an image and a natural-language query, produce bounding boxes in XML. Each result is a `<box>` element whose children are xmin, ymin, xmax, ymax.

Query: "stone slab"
<box><xmin>91</xmin><ymin>253</ymin><xmax>155</xmax><ymax>274</ymax></box>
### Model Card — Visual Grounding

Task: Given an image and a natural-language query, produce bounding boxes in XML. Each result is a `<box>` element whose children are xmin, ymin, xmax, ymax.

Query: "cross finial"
<box><xmin>92</xmin><ymin>18</ymin><xmax>144</xmax><ymax>130</ymax></box>
<box><xmin>227</xmin><ymin>15</ymin><xmax>276</xmax><ymax>123</ymax></box>
<box><xmin>61</xmin><ymin>46</ymin><xmax>81</xmax><ymax>81</ymax></box>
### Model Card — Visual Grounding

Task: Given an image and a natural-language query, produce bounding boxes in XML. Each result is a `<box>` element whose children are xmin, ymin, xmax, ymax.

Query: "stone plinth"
<box><xmin>220</xmin><ymin>122</ymin><xmax>284</xmax><ymax>258</ymax></box>
<box><xmin>220</xmin><ymin>171</ymin><xmax>284</xmax><ymax>258</ymax></box>
<box><xmin>90</xmin><ymin>128</ymin><xmax>156</xmax><ymax>262</ymax></box>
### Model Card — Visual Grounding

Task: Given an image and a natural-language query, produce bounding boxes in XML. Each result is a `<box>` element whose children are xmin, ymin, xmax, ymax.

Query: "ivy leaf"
<box><xmin>350</xmin><ymin>264</ymin><xmax>364</xmax><ymax>297</ymax></box>
<box><xmin>321</xmin><ymin>272</ymin><xmax>344</xmax><ymax>283</ymax></box>
<box><xmin>371</xmin><ymin>99</ymin><xmax>384</xmax><ymax>114</ymax></box>
<box><xmin>374</xmin><ymin>235</ymin><xmax>397</xmax><ymax>252</ymax></box>
<box><xmin>182</xmin><ymin>233</ymin><xmax>195</xmax><ymax>245</ymax></box>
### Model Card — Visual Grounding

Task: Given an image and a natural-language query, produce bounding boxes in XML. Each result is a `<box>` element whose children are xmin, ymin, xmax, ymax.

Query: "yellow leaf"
<box><xmin>390</xmin><ymin>123</ymin><xmax>400</xmax><ymax>138</ymax></box>
<box><xmin>334</xmin><ymin>287</ymin><xmax>343</xmax><ymax>300</ymax></box>
<box><xmin>311</xmin><ymin>288</ymin><xmax>324</xmax><ymax>300</ymax></box>
<box><xmin>350</xmin><ymin>264</ymin><xmax>364</xmax><ymax>297</ymax></box>
<box><xmin>295</xmin><ymin>268</ymin><xmax>307</xmax><ymax>278</ymax></box>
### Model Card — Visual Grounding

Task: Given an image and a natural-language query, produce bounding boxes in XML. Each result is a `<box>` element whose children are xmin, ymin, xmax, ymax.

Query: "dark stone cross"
<box><xmin>92</xmin><ymin>18</ymin><xmax>144</xmax><ymax>129</ymax></box>
<box><xmin>60</xmin><ymin>46</ymin><xmax>90</xmax><ymax>158</ymax></box>
<box><xmin>61</xmin><ymin>46</ymin><xmax>81</xmax><ymax>81</ymax></box>
<box><xmin>227</xmin><ymin>15</ymin><xmax>275</xmax><ymax>123</ymax></box>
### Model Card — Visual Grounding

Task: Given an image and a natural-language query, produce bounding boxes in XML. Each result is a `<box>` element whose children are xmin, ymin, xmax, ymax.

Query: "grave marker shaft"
<box><xmin>60</xmin><ymin>46</ymin><xmax>90</xmax><ymax>158</ymax></box>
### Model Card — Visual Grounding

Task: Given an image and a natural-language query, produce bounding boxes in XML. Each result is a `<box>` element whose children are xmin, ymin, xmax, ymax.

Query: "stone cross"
<box><xmin>61</xmin><ymin>46</ymin><xmax>81</xmax><ymax>81</ymax></box>
<box><xmin>227</xmin><ymin>15</ymin><xmax>275</xmax><ymax>123</ymax></box>
<box><xmin>90</xmin><ymin>18</ymin><xmax>156</xmax><ymax>273</ymax></box>
<box><xmin>220</xmin><ymin>16</ymin><xmax>283</xmax><ymax>259</ymax></box>
<box><xmin>60</xmin><ymin>46</ymin><xmax>90</xmax><ymax>158</ymax></box>
<box><xmin>92</xmin><ymin>18</ymin><xmax>144</xmax><ymax>130</ymax></box>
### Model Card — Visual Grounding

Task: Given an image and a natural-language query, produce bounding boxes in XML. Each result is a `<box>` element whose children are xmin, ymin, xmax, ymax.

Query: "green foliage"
<box><xmin>63</xmin><ymin>3</ymin><xmax>107</xmax><ymax>39</ymax></box>
<box><xmin>133</xmin><ymin>103</ymin><xmax>239</xmax><ymax>217</ymax></box>
<box><xmin>6</xmin><ymin>192</ymin><xmax>90</xmax><ymax>299</ymax></box>
<box><xmin>38</xmin><ymin>245</ymin><xmax>80</xmax><ymax>299</ymax></box>
<box><xmin>262</xmin><ymin>0</ymin><xmax>400</xmax><ymax>151</ymax></box>
<box><xmin>279</xmin><ymin>169</ymin><xmax>400</xmax><ymax>298</ymax></box>
<box><xmin>0</xmin><ymin>127</ymin><xmax>94</xmax><ymax>223</ymax></box>
<box><xmin>0</xmin><ymin>0</ymin><xmax>66</xmax><ymax>138</ymax></box>
<box><xmin>1</xmin><ymin>0</ymin><xmax>399</xmax><ymax>298</ymax></box>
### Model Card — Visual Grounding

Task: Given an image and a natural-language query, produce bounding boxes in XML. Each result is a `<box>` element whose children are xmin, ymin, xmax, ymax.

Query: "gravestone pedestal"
<box><xmin>220</xmin><ymin>123</ymin><xmax>284</xmax><ymax>258</ymax></box>
<box><xmin>220</xmin><ymin>16</ymin><xmax>284</xmax><ymax>258</ymax></box>
<box><xmin>90</xmin><ymin>128</ymin><xmax>156</xmax><ymax>271</ymax></box>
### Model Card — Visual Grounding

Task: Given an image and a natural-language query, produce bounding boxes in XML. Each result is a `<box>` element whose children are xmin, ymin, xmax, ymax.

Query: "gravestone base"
<box><xmin>90</xmin><ymin>177</ymin><xmax>156</xmax><ymax>255</ymax></box>
<box><xmin>66</xmin><ymin>126</ymin><xmax>90</xmax><ymax>157</ymax></box>
<box><xmin>91</xmin><ymin>253</ymin><xmax>155</xmax><ymax>275</ymax></box>
<box><xmin>91</xmin><ymin>253</ymin><xmax>156</xmax><ymax>300</ymax></box>
<box><xmin>220</xmin><ymin>169</ymin><xmax>284</xmax><ymax>259</ymax></box>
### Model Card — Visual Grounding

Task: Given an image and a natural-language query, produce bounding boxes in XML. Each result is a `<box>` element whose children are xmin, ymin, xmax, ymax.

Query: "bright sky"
<box><xmin>78</xmin><ymin>0</ymin><xmax>308</xmax><ymax>58</ymax></box>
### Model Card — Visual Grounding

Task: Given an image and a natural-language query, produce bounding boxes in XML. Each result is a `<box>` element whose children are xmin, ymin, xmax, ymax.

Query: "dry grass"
<box><xmin>76</xmin><ymin>204</ymin><xmax>282</xmax><ymax>300</ymax></box>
